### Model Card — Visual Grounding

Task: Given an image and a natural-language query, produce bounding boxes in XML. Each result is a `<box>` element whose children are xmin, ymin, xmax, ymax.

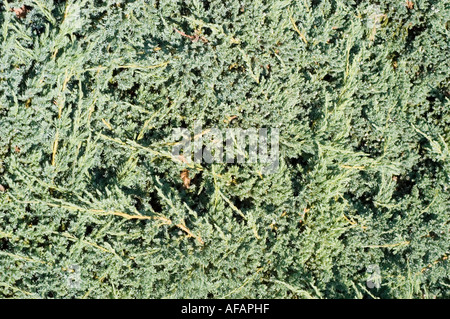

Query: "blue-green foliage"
<box><xmin>0</xmin><ymin>0</ymin><xmax>448</xmax><ymax>298</ymax></box>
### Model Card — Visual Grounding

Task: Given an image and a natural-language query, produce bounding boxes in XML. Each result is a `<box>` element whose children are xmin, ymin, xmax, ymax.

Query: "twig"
<box><xmin>16</xmin><ymin>199</ymin><xmax>205</xmax><ymax>245</ymax></box>
<box><xmin>288</xmin><ymin>11</ymin><xmax>308</xmax><ymax>44</ymax></box>
<box><xmin>174</xmin><ymin>28</ymin><xmax>208</xmax><ymax>43</ymax></box>
<box><xmin>10</xmin><ymin>5</ymin><xmax>29</xmax><ymax>19</ymax></box>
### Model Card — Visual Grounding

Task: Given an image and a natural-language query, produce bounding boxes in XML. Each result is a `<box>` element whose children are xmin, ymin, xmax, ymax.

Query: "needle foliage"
<box><xmin>0</xmin><ymin>0</ymin><xmax>449</xmax><ymax>298</ymax></box>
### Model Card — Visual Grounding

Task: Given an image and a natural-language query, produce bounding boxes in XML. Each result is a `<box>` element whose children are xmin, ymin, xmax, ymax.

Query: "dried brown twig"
<box><xmin>180</xmin><ymin>169</ymin><xmax>191</xmax><ymax>189</ymax></box>
<box><xmin>10</xmin><ymin>5</ymin><xmax>29</xmax><ymax>19</ymax></box>
<box><xmin>174</xmin><ymin>28</ymin><xmax>208</xmax><ymax>43</ymax></box>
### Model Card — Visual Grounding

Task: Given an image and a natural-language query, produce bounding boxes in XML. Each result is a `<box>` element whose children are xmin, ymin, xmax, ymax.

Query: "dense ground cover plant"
<box><xmin>0</xmin><ymin>0</ymin><xmax>448</xmax><ymax>298</ymax></box>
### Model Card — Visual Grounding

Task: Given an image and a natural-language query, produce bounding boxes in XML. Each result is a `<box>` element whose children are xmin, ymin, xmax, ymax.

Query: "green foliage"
<box><xmin>0</xmin><ymin>0</ymin><xmax>449</xmax><ymax>298</ymax></box>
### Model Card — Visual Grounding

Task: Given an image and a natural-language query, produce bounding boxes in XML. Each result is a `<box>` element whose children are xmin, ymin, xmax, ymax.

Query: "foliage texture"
<box><xmin>0</xmin><ymin>0</ymin><xmax>449</xmax><ymax>298</ymax></box>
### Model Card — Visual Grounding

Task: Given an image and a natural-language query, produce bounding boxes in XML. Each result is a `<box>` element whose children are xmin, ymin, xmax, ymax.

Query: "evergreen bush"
<box><xmin>0</xmin><ymin>0</ymin><xmax>448</xmax><ymax>298</ymax></box>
